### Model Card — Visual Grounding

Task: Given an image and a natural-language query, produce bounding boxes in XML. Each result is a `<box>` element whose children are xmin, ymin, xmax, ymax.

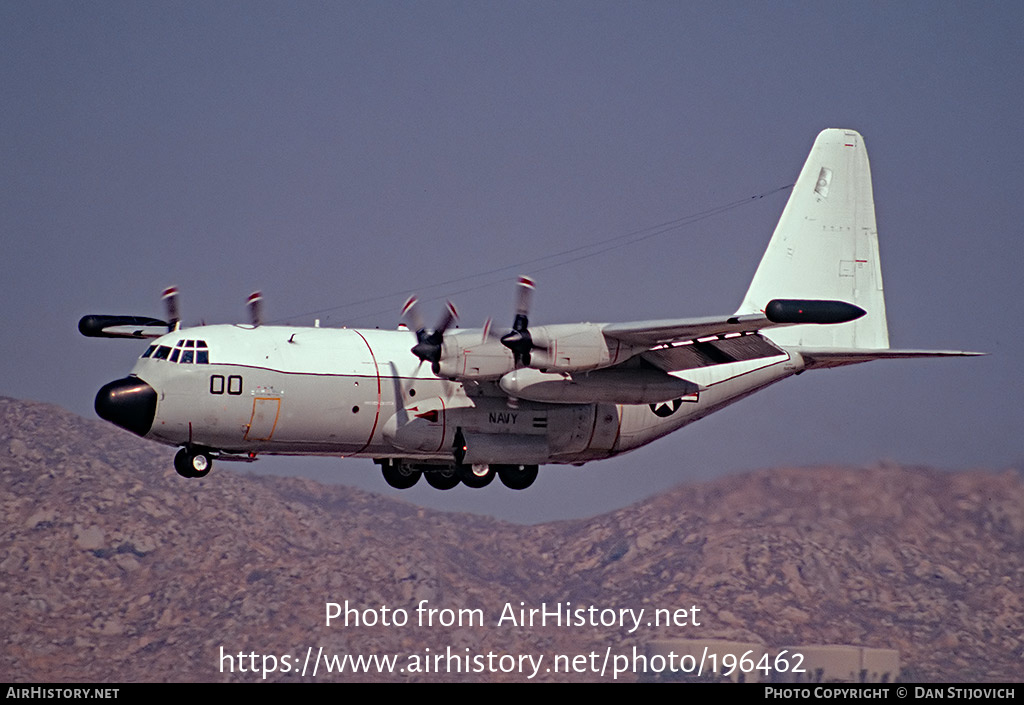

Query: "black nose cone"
<box><xmin>95</xmin><ymin>377</ymin><xmax>157</xmax><ymax>437</ymax></box>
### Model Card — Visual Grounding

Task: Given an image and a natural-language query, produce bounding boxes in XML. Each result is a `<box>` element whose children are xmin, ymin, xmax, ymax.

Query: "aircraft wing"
<box><xmin>601</xmin><ymin>298</ymin><xmax>868</xmax><ymax>348</ymax></box>
<box><xmin>601</xmin><ymin>313</ymin><xmax>984</xmax><ymax>374</ymax></box>
<box><xmin>601</xmin><ymin>313</ymin><xmax>794</xmax><ymax>373</ymax></box>
<box><xmin>600</xmin><ymin>313</ymin><xmax>776</xmax><ymax>347</ymax></box>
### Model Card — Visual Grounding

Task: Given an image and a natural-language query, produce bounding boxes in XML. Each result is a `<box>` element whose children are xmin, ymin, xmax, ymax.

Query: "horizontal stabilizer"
<box><xmin>797</xmin><ymin>347</ymin><xmax>985</xmax><ymax>370</ymax></box>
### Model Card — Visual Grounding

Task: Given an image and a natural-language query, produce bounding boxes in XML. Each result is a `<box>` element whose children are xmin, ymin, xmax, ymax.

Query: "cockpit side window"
<box><xmin>153</xmin><ymin>345</ymin><xmax>172</xmax><ymax>360</ymax></box>
<box><xmin>141</xmin><ymin>345</ymin><xmax>156</xmax><ymax>359</ymax></box>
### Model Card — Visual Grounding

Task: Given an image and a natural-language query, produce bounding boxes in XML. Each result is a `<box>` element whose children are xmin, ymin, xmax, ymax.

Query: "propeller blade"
<box><xmin>247</xmin><ymin>291</ymin><xmax>263</xmax><ymax>327</ymax></box>
<box><xmin>401</xmin><ymin>296</ymin><xmax>426</xmax><ymax>333</ymax></box>
<box><xmin>162</xmin><ymin>287</ymin><xmax>180</xmax><ymax>332</ymax></box>
<box><xmin>481</xmin><ymin>317</ymin><xmax>493</xmax><ymax>344</ymax></box>
<box><xmin>435</xmin><ymin>300</ymin><xmax>458</xmax><ymax>336</ymax></box>
<box><xmin>515</xmin><ymin>275</ymin><xmax>535</xmax><ymax>319</ymax></box>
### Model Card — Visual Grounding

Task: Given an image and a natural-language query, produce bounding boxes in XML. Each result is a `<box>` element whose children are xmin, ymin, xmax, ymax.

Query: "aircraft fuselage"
<box><xmin>105</xmin><ymin>323</ymin><xmax>799</xmax><ymax>467</ymax></box>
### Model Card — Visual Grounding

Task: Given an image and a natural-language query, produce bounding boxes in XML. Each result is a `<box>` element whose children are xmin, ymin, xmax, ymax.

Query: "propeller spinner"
<box><xmin>402</xmin><ymin>296</ymin><xmax>458</xmax><ymax>375</ymax></box>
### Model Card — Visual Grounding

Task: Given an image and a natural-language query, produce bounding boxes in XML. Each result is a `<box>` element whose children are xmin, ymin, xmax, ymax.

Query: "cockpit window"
<box><xmin>147</xmin><ymin>339</ymin><xmax>210</xmax><ymax>364</ymax></box>
<box><xmin>146</xmin><ymin>340</ymin><xmax>209</xmax><ymax>364</ymax></box>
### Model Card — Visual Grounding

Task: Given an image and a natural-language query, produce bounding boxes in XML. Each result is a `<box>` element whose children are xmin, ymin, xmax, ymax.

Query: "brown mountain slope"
<box><xmin>2</xmin><ymin>397</ymin><xmax>1021</xmax><ymax>681</ymax></box>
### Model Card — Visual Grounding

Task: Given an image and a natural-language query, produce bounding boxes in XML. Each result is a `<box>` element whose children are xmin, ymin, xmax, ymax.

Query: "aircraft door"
<box><xmin>245</xmin><ymin>397</ymin><xmax>281</xmax><ymax>441</ymax></box>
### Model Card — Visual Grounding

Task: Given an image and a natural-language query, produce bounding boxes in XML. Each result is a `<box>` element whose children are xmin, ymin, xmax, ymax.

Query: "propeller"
<box><xmin>162</xmin><ymin>287</ymin><xmax>180</xmax><ymax>332</ymax></box>
<box><xmin>500</xmin><ymin>276</ymin><xmax>538</xmax><ymax>366</ymax></box>
<box><xmin>402</xmin><ymin>296</ymin><xmax>458</xmax><ymax>375</ymax></box>
<box><xmin>247</xmin><ymin>291</ymin><xmax>263</xmax><ymax>327</ymax></box>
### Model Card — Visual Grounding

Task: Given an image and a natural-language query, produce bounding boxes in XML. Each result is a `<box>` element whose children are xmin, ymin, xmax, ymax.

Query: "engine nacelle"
<box><xmin>527</xmin><ymin>323</ymin><xmax>640</xmax><ymax>373</ymax></box>
<box><xmin>436</xmin><ymin>335</ymin><xmax>515</xmax><ymax>380</ymax></box>
<box><xmin>435</xmin><ymin>324</ymin><xmax>644</xmax><ymax>381</ymax></box>
<box><xmin>499</xmin><ymin>366</ymin><xmax>698</xmax><ymax>405</ymax></box>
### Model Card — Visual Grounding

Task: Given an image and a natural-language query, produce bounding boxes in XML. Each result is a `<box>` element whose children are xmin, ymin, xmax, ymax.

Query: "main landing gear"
<box><xmin>424</xmin><ymin>469</ymin><xmax>461</xmax><ymax>490</ymax></box>
<box><xmin>496</xmin><ymin>464</ymin><xmax>538</xmax><ymax>490</ymax></box>
<box><xmin>457</xmin><ymin>463</ymin><xmax>495</xmax><ymax>489</ymax></box>
<box><xmin>379</xmin><ymin>459</ymin><xmax>420</xmax><ymax>489</ymax></box>
<box><xmin>174</xmin><ymin>447</ymin><xmax>213</xmax><ymax>478</ymax></box>
<box><xmin>375</xmin><ymin>459</ymin><xmax>538</xmax><ymax>491</ymax></box>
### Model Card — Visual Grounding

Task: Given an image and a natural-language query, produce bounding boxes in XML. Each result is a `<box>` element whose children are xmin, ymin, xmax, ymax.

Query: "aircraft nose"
<box><xmin>95</xmin><ymin>376</ymin><xmax>157</xmax><ymax>437</ymax></box>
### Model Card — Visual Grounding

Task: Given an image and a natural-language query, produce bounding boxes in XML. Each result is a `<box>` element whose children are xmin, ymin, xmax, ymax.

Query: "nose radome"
<box><xmin>95</xmin><ymin>377</ymin><xmax>157</xmax><ymax>437</ymax></box>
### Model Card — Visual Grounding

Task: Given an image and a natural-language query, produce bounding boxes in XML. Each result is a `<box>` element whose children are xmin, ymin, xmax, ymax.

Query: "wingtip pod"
<box><xmin>81</xmin><ymin>287</ymin><xmax>179</xmax><ymax>338</ymax></box>
<box><xmin>765</xmin><ymin>299</ymin><xmax>866</xmax><ymax>325</ymax></box>
<box><xmin>78</xmin><ymin>314</ymin><xmax>170</xmax><ymax>339</ymax></box>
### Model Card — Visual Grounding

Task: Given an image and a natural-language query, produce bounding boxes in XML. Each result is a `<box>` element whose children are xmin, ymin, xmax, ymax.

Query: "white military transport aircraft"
<box><xmin>81</xmin><ymin>129</ymin><xmax>979</xmax><ymax>491</ymax></box>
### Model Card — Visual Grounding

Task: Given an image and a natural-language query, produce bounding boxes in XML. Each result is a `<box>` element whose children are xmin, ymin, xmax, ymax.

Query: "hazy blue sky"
<box><xmin>3</xmin><ymin>1</ymin><xmax>1021</xmax><ymax>521</ymax></box>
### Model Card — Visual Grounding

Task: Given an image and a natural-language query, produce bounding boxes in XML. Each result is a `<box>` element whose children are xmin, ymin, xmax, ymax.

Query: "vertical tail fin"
<box><xmin>738</xmin><ymin>129</ymin><xmax>889</xmax><ymax>349</ymax></box>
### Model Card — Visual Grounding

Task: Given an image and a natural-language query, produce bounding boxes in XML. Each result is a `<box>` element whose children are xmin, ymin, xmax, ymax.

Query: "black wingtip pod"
<box><xmin>78</xmin><ymin>315</ymin><xmax>170</xmax><ymax>338</ymax></box>
<box><xmin>765</xmin><ymin>299</ymin><xmax>867</xmax><ymax>325</ymax></box>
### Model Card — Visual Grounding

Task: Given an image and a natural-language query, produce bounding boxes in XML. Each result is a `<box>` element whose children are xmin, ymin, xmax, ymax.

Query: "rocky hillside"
<box><xmin>2</xmin><ymin>397</ymin><xmax>1021</xmax><ymax>681</ymax></box>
